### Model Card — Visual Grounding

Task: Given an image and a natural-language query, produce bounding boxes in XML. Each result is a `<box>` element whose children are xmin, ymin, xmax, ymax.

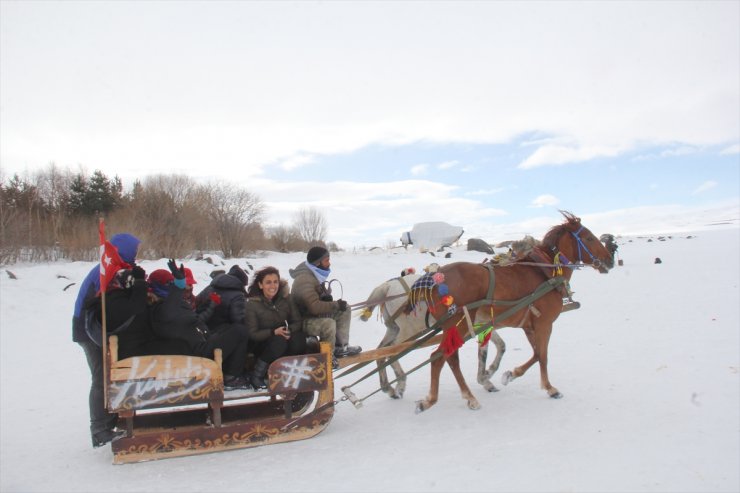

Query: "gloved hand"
<box><xmin>131</xmin><ymin>265</ymin><xmax>146</xmax><ymax>280</ymax></box>
<box><xmin>167</xmin><ymin>259</ymin><xmax>187</xmax><ymax>289</ymax></box>
<box><xmin>337</xmin><ymin>299</ymin><xmax>348</xmax><ymax>312</ymax></box>
<box><xmin>167</xmin><ymin>259</ymin><xmax>185</xmax><ymax>280</ymax></box>
<box><xmin>209</xmin><ymin>292</ymin><xmax>222</xmax><ymax>305</ymax></box>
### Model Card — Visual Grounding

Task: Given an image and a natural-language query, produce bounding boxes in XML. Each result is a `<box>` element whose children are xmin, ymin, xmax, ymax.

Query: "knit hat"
<box><xmin>183</xmin><ymin>267</ymin><xmax>197</xmax><ymax>286</ymax></box>
<box><xmin>228</xmin><ymin>265</ymin><xmax>249</xmax><ymax>286</ymax></box>
<box><xmin>147</xmin><ymin>269</ymin><xmax>174</xmax><ymax>298</ymax></box>
<box><xmin>148</xmin><ymin>269</ymin><xmax>174</xmax><ymax>286</ymax></box>
<box><xmin>307</xmin><ymin>246</ymin><xmax>330</xmax><ymax>266</ymax></box>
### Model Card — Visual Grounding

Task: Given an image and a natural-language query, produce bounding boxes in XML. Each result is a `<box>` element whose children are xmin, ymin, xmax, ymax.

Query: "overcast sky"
<box><xmin>1</xmin><ymin>1</ymin><xmax>738</xmax><ymax>247</ymax></box>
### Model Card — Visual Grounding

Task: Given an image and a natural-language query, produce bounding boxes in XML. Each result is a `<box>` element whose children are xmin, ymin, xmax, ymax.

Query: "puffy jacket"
<box><xmin>71</xmin><ymin>233</ymin><xmax>141</xmax><ymax>342</ymax></box>
<box><xmin>245</xmin><ymin>281</ymin><xmax>302</xmax><ymax>343</ymax></box>
<box><xmin>150</xmin><ymin>286</ymin><xmax>209</xmax><ymax>354</ymax></box>
<box><xmin>194</xmin><ymin>272</ymin><xmax>247</xmax><ymax>329</ymax></box>
<box><xmin>288</xmin><ymin>261</ymin><xmax>340</xmax><ymax>318</ymax></box>
<box><xmin>95</xmin><ymin>276</ymin><xmax>155</xmax><ymax>358</ymax></box>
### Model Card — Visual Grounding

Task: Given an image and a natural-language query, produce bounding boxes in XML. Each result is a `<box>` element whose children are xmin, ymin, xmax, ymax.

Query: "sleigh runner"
<box><xmin>106</xmin><ymin>337</ymin><xmax>334</xmax><ymax>464</ymax></box>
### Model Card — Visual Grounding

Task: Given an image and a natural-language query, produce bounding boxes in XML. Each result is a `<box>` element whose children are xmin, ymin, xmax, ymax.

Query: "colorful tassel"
<box><xmin>439</xmin><ymin>327</ymin><xmax>464</xmax><ymax>357</ymax></box>
<box><xmin>477</xmin><ymin>326</ymin><xmax>493</xmax><ymax>346</ymax></box>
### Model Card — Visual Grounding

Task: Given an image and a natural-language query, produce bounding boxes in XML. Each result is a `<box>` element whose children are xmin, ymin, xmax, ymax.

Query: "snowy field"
<box><xmin>1</xmin><ymin>227</ymin><xmax>738</xmax><ymax>493</ymax></box>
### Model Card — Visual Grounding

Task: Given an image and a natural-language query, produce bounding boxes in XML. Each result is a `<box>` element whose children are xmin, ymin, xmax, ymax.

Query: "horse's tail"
<box><xmin>358</xmin><ymin>282</ymin><xmax>390</xmax><ymax>321</ymax></box>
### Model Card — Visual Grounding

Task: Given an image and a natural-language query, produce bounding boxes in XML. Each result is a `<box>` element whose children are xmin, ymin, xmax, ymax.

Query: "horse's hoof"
<box><xmin>501</xmin><ymin>371</ymin><xmax>514</xmax><ymax>385</ymax></box>
<box><xmin>467</xmin><ymin>399</ymin><xmax>481</xmax><ymax>410</ymax></box>
<box><xmin>482</xmin><ymin>381</ymin><xmax>499</xmax><ymax>392</ymax></box>
<box><xmin>549</xmin><ymin>391</ymin><xmax>563</xmax><ymax>399</ymax></box>
<box><xmin>389</xmin><ymin>391</ymin><xmax>400</xmax><ymax>400</ymax></box>
<box><xmin>414</xmin><ymin>400</ymin><xmax>428</xmax><ymax>414</ymax></box>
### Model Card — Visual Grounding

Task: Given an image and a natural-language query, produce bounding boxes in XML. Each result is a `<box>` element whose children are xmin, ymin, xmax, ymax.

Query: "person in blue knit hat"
<box><xmin>71</xmin><ymin>232</ymin><xmax>140</xmax><ymax>448</ymax></box>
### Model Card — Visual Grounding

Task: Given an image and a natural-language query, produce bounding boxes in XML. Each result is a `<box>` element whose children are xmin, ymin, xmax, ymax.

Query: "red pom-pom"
<box><xmin>209</xmin><ymin>292</ymin><xmax>222</xmax><ymax>305</ymax></box>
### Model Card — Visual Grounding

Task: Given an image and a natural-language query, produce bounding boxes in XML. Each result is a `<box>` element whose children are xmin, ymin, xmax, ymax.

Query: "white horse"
<box><xmin>359</xmin><ymin>271</ymin><xmax>506</xmax><ymax>399</ymax></box>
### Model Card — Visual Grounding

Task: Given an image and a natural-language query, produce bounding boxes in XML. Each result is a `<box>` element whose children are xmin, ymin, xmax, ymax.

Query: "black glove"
<box><xmin>337</xmin><ymin>299</ymin><xmax>348</xmax><ymax>312</ymax></box>
<box><xmin>131</xmin><ymin>265</ymin><xmax>146</xmax><ymax>280</ymax></box>
<box><xmin>167</xmin><ymin>258</ymin><xmax>185</xmax><ymax>280</ymax></box>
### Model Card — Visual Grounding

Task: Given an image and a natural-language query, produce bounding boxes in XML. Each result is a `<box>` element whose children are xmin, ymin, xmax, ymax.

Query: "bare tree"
<box><xmin>268</xmin><ymin>224</ymin><xmax>304</xmax><ymax>252</ymax></box>
<box><xmin>35</xmin><ymin>163</ymin><xmax>73</xmax><ymax>245</ymax></box>
<box><xmin>123</xmin><ymin>174</ymin><xmax>202</xmax><ymax>258</ymax></box>
<box><xmin>293</xmin><ymin>206</ymin><xmax>327</xmax><ymax>245</ymax></box>
<box><xmin>204</xmin><ymin>182</ymin><xmax>265</xmax><ymax>258</ymax></box>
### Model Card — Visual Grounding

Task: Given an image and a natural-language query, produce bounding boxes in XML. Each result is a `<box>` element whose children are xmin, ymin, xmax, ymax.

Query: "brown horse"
<box><xmin>408</xmin><ymin>211</ymin><xmax>614</xmax><ymax>413</ymax></box>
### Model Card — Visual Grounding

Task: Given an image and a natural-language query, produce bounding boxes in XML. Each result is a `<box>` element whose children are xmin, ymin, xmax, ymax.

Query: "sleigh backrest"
<box><xmin>106</xmin><ymin>335</ymin><xmax>224</xmax><ymax>413</ymax></box>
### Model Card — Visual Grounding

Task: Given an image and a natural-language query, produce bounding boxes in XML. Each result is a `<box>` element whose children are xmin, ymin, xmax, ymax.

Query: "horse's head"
<box><xmin>544</xmin><ymin>211</ymin><xmax>614</xmax><ymax>274</ymax></box>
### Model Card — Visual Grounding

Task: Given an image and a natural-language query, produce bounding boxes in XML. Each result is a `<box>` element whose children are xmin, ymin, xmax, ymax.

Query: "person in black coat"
<box><xmin>87</xmin><ymin>266</ymin><xmax>190</xmax><ymax>360</ymax></box>
<box><xmin>148</xmin><ymin>262</ymin><xmax>250</xmax><ymax>390</ymax></box>
<box><xmin>195</xmin><ymin>265</ymin><xmax>249</xmax><ymax>333</ymax></box>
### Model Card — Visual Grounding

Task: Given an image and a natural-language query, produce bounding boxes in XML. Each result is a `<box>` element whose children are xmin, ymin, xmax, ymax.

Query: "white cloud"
<box><xmin>720</xmin><ymin>144</ymin><xmax>740</xmax><ymax>155</ymax></box>
<box><xmin>279</xmin><ymin>153</ymin><xmax>316</xmax><ymax>171</ymax></box>
<box><xmin>692</xmin><ymin>180</ymin><xmax>718</xmax><ymax>195</ymax></box>
<box><xmin>530</xmin><ymin>194</ymin><xmax>560</xmax><ymax>208</ymax></box>
<box><xmin>466</xmin><ymin>188</ymin><xmax>505</xmax><ymax>196</ymax></box>
<box><xmin>437</xmin><ymin>160</ymin><xmax>459</xmax><ymax>170</ymax></box>
<box><xmin>410</xmin><ymin>164</ymin><xmax>428</xmax><ymax>176</ymax></box>
<box><xmin>518</xmin><ymin>144</ymin><xmax>623</xmax><ymax>169</ymax></box>
<box><xmin>2</xmin><ymin>2</ymin><xmax>738</xmax><ymax>177</ymax></box>
<box><xmin>660</xmin><ymin>146</ymin><xmax>698</xmax><ymax>157</ymax></box>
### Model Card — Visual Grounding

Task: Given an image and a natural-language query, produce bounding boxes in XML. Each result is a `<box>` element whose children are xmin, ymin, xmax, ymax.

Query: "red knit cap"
<box><xmin>147</xmin><ymin>269</ymin><xmax>174</xmax><ymax>285</ymax></box>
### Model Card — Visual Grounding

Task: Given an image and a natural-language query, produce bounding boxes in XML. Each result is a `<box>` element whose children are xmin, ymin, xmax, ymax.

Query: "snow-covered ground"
<box><xmin>1</xmin><ymin>227</ymin><xmax>738</xmax><ymax>493</ymax></box>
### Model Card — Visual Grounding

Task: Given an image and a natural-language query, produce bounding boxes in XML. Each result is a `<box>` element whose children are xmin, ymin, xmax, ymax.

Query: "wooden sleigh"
<box><xmin>106</xmin><ymin>337</ymin><xmax>335</xmax><ymax>464</ymax></box>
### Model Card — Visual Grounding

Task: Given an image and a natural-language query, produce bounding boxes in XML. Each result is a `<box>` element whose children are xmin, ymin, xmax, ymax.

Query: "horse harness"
<box><xmin>384</xmin><ymin>276</ymin><xmax>413</xmax><ymax>325</ymax></box>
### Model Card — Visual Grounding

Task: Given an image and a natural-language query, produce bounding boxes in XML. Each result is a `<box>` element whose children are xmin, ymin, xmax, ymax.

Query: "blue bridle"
<box><xmin>570</xmin><ymin>226</ymin><xmax>604</xmax><ymax>269</ymax></box>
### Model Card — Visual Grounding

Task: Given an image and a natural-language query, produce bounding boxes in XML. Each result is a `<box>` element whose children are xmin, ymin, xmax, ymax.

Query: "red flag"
<box><xmin>98</xmin><ymin>221</ymin><xmax>128</xmax><ymax>293</ymax></box>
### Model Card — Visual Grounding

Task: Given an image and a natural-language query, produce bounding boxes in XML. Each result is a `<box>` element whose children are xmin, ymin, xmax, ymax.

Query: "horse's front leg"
<box><xmin>536</xmin><ymin>325</ymin><xmax>561</xmax><ymax>398</ymax></box>
<box><xmin>502</xmin><ymin>327</ymin><xmax>538</xmax><ymax>386</ymax></box>
<box><xmin>415</xmin><ymin>349</ymin><xmax>445</xmax><ymax>413</ymax></box>
<box><xmin>377</xmin><ymin>322</ymin><xmax>400</xmax><ymax>398</ymax></box>
<box><xmin>477</xmin><ymin>331</ymin><xmax>506</xmax><ymax>392</ymax></box>
<box><xmin>389</xmin><ymin>359</ymin><xmax>406</xmax><ymax>399</ymax></box>
<box><xmin>447</xmin><ymin>350</ymin><xmax>480</xmax><ymax>410</ymax></box>
<box><xmin>377</xmin><ymin>357</ymin><xmax>392</xmax><ymax>396</ymax></box>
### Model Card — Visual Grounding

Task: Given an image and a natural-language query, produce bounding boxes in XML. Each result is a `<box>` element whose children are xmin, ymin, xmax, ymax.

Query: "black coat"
<box><xmin>150</xmin><ymin>286</ymin><xmax>209</xmax><ymax>354</ymax></box>
<box><xmin>103</xmin><ymin>279</ymin><xmax>156</xmax><ymax>358</ymax></box>
<box><xmin>195</xmin><ymin>273</ymin><xmax>247</xmax><ymax>329</ymax></box>
<box><xmin>151</xmin><ymin>285</ymin><xmax>249</xmax><ymax>375</ymax></box>
<box><xmin>84</xmin><ymin>276</ymin><xmax>154</xmax><ymax>352</ymax></box>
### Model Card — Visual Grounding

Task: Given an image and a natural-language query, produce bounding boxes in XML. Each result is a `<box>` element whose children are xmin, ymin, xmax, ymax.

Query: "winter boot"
<box><xmin>249</xmin><ymin>359</ymin><xmax>269</xmax><ymax>390</ymax></box>
<box><xmin>92</xmin><ymin>428</ymin><xmax>125</xmax><ymax>448</ymax></box>
<box><xmin>334</xmin><ymin>344</ymin><xmax>362</xmax><ymax>358</ymax></box>
<box><xmin>224</xmin><ymin>374</ymin><xmax>251</xmax><ymax>391</ymax></box>
<box><xmin>306</xmin><ymin>335</ymin><xmax>320</xmax><ymax>353</ymax></box>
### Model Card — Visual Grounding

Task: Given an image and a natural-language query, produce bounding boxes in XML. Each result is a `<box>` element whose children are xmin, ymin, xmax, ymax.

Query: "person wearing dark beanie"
<box><xmin>228</xmin><ymin>265</ymin><xmax>249</xmax><ymax>286</ymax></box>
<box><xmin>307</xmin><ymin>246</ymin><xmax>330</xmax><ymax>266</ymax></box>
<box><xmin>289</xmin><ymin>246</ymin><xmax>361</xmax><ymax>369</ymax></box>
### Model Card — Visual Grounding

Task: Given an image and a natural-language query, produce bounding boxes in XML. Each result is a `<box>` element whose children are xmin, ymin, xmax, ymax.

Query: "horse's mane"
<box><xmin>541</xmin><ymin>210</ymin><xmax>581</xmax><ymax>249</ymax></box>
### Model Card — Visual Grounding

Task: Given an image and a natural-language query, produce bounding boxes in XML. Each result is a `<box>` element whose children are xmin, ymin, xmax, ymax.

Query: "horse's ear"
<box><xmin>559</xmin><ymin>210</ymin><xmax>581</xmax><ymax>226</ymax></box>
